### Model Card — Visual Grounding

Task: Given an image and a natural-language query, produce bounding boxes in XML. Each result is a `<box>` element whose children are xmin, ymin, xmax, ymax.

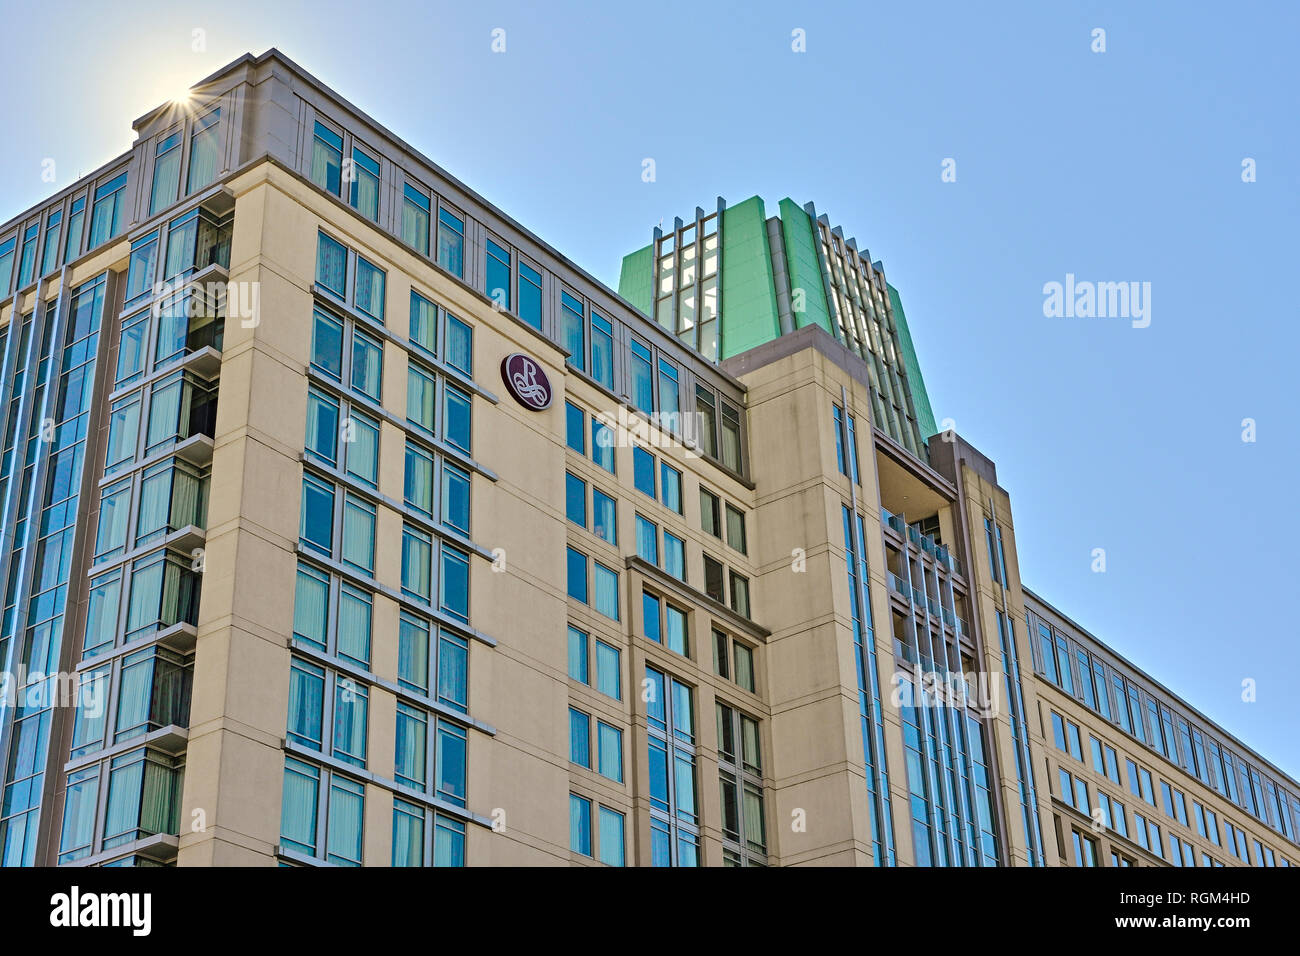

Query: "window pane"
<box><xmin>349</xmin><ymin>147</ymin><xmax>380</xmax><ymax>221</ymax></box>
<box><xmin>592</xmin><ymin>489</ymin><xmax>617</xmax><ymax>545</ymax></box>
<box><xmin>344</xmin><ymin>412</ymin><xmax>379</xmax><ymax>486</ymax></box>
<box><xmin>565</xmin><ymin>402</ymin><xmax>585</xmax><ymax>454</ymax></box>
<box><xmin>437</xmin><ymin>208</ymin><xmax>464</xmax><ymax>277</ymax></box>
<box><xmin>292</xmin><ymin>564</ymin><xmax>329</xmax><ymax>649</ymax></box>
<box><xmin>569</xmin><ymin>708</ymin><xmax>590</xmax><ymax>767</ymax></box>
<box><xmin>445</xmin><ymin>314</ymin><xmax>473</xmax><ymax>376</ymax></box>
<box><xmin>402</xmin><ymin>184</ymin><xmax>431</xmax><ymax>255</ymax></box>
<box><xmin>351</xmin><ymin>330</ymin><xmax>383</xmax><ymax>401</ymax></box>
<box><xmin>300</xmin><ymin>476</ymin><xmax>334</xmax><ymax>554</ymax></box>
<box><xmin>441</xmin><ymin>462</ymin><xmax>471</xmax><ymax>534</ymax></box>
<box><xmin>594</xmin><ymin>564</ymin><xmax>619</xmax><ymax>620</ymax></box>
<box><xmin>407</xmin><ymin>364</ymin><xmax>436</xmax><ymax>432</ymax></box>
<box><xmin>567</xmin><ymin>548</ymin><xmax>588</xmax><ymax>604</ymax></box>
<box><xmin>316</xmin><ymin>233</ymin><xmax>347</xmax><ymax>297</ymax></box>
<box><xmin>305</xmin><ymin>389</ymin><xmax>339</xmax><ymax>465</ymax></box>
<box><xmin>565</xmin><ymin>472</ymin><xmax>587</xmax><ymax>527</ymax></box>
<box><xmin>337</xmin><ymin>585</ymin><xmax>372</xmax><ymax>666</ymax></box>
<box><xmin>598</xmin><ymin>807</ymin><xmax>625</xmax><ymax>866</ymax></box>
<box><xmin>598</xmin><ymin>722</ymin><xmax>623</xmax><ymax>782</ymax></box>
<box><xmin>404</xmin><ymin>441</ymin><xmax>434</xmax><ymax>514</ymax></box>
<box><xmin>439</xmin><ymin>547</ymin><xmax>470</xmax><ymax>621</ymax></box>
<box><xmin>590</xmin><ymin>311</ymin><xmax>613</xmax><ymax>388</ymax></box>
<box><xmin>486</xmin><ymin>238</ymin><xmax>511</xmax><ymax>311</ymax></box>
<box><xmin>311</xmin><ymin>309</ymin><xmax>344</xmax><ymax>379</ymax></box>
<box><xmin>633</xmin><ymin>447</ymin><xmax>656</xmax><ymax>497</ymax></box>
<box><xmin>562</xmin><ymin>292</ymin><xmax>585</xmax><ymax>371</ymax></box>
<box><xmin>518</xmin><ymin>261</ymin><xmax>542</xmax><ymax>330</ymax></box>
<box><xmin>568</xmin><ymin>626</ymin><xmax>588</xmax><ymax>684</ymax></box>
<box><xmin>595</xmin><ymin>641</ymin><xmax>620</xmax><ymax>699</ymax></box>
<box><xmin>636</xmin><ymin>515</ymin><xmax>658</xmax><ymax>565</ymax></box>
<box><xmin>342</xmin><ymin>496</ymin><xmax>376</xmax><ymax>572</ymax></box>
<box><xmin>660</xmin><ymin>463</ymin><xmax>682</xmax><ymax>514</ymax></box>
<box><xmin>409</xmin><ymin>291</ymin><xmax>437</xmax><ymax>354</ymax></box>
<box><xmin>355</xmin><ymin>257</ymin><xmax>385</xmax><ymax>321</ymax></box>
<box><xmin>444</xmin><ymin>385</ymin><xmax>471</xmax><ymax>452</ymax></box>
<box><xmin>569</xmin><ymin>794</ymin><xmax>592</xmax><ymax>856</ymax></box>
<box><xmin>186</xmin><ymin>110</ymin><xmax>222</xmax><ymax>193</ymax></box>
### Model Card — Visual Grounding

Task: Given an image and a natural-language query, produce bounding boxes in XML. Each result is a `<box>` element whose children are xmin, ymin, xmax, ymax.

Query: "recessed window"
<box><xmin>311</xmin><ymin>122</ymin><xmax>344</xmax><ymax>195</ymax></box>
<box><xmin>349</xmin><ymin>146</ymin><xmax>380</xmax><ymax>221</ymax></box>
<box><xmin>316</xmin><ymin>232</ymin><xmax>348</xmax><ymax>298</ymax></box>
<box><xmin>150</xmin><ymin>131</ymin><xmax>183</xmax><ymax>215</ymax></box>
<box><xmin>700</xmin><ymin>489</ymin><xmax>720</xmax><ymax>538</ymax></box>
<box><xmin>725</xmin><ymin>504</ymin><xmax>746</xmax><ymax>554</ymax></box>
<box><xmin>486</xmin><ymin>238</ymin><xmax>510</xmax><ymax>311</ymax></box>
<box><xmin>565</xmin><ymin>402</ymin><xmax>585</xmax><ymax>454</ymax></box>
<box><xmin>591</xmin><ymin>311</ymin><xmax>613</xmax><ymax>389</ymax></box>
<box><xmin>186</xmin><ymin>109</ymin><xmax>222</xmax><ymax>194</ymax></box>
<box><xmin>592</xmin><ymin>489</ymin><xmax>617</xmax><ymax>545</ymax></box>
<box><xmin>402</xmin><ymin>184</ymin><xmax>430</xmax><ymax>255</ymax></box>
<box><xmin>518</xmin><ymin>261</ymin><xmax>542</xmax><ymax>330</ymax></box>
<box><xmin>88</xmin><ymin>171</ymin><xmax>128</xmax><ymax>248</ymax></box>
<box><xmin>562</xmin><ymin>291</ymin><xmax>585</xmax><ymax>373</ymax></box>
<box><xmin>636</xmin><ymin>515</ymin><xmax>658</xmax><ymax>565</ymax></box>
<box><xmin>354</xmin><ymin>256</ymin><xmax>386</xmax><ymax>322</ymax></box>
<box><xmin>437</xmin><ymin>207</ymin><xmax>464</xmax><ymax>277</ymax></box>
<box><xmin>633</xmin><ymin>447</ymin><xmax>656</xmax><ymax>498</ymax></box>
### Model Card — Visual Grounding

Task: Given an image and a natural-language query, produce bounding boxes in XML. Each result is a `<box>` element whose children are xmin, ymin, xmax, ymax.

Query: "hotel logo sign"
<box><xmin>501</xmin><ymin>353</ymin><xmax>553</xmax><ymax>411</ymax></box>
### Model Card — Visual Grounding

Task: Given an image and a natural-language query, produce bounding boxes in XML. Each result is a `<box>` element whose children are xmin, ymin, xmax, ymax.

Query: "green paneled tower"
<box><xmin>618</xmin><ymin>195</ymin><xmax>937</xmax><ymax>460</ymax></box>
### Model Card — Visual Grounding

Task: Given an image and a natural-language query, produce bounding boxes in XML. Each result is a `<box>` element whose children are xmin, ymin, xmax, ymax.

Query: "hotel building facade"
<box><xmin>0</xmin><ymin>49</ymin><xmax>1294</xmax><ymax>868</ymax></box>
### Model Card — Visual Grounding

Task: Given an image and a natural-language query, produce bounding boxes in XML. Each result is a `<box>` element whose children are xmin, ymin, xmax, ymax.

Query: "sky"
<box><xmin>1</xmin><ymin>0</ymin><xmax>1297</xmax><ymax>777</ymax></box>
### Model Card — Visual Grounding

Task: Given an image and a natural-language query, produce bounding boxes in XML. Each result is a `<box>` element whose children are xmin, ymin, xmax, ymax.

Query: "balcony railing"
<box><xmin>887</xmin><ymin>571</ymin><xmax>910</xmax><ymax>597</ymax></box>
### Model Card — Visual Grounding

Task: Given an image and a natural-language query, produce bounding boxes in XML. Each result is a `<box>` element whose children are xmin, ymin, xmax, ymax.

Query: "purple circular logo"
<box><xmin>501</xmin><ymin>353</ymin><xmax>553</xmax><ymax>411</ymax></box>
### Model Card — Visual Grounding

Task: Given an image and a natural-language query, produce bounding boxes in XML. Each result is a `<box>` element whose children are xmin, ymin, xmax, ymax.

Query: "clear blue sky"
<box><xmin>3</xmin><ymin>1</ymin><xmax>1297</xmax><ymax>777</ymax></box>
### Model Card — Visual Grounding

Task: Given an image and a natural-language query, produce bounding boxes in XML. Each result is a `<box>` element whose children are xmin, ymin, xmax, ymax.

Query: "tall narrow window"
<box><xmin>591</xmin><ymin>311</ymin><xmax>613</xmax><ymax>389</ymax></box>
<box><xmin>0</xmin><ymin>236</ymin><xmax>14</xmax><ymax>295</ymax></box>
<box><xmin>402</xmin><ymin>184</ymin><xmax>431</xmax><ymax>256</ymax></box>
<box><xmin>349</xmin><ymin>146</ymin><xmax>380</xmax><ymax>221</ymax></box>
<box><xmin>630</xmin><ymin>340</ymin><xmax>654</xmax><ymax>415</ymax></box>
<box><xmin>186</xmin><ymin>109</ymin><xmax>221</xmax><ymax>194</ymax></box>
<box><xmin>311</xmin><ymin>122</ymin><xmax>344</xmax><ymax>195</ymax></box>
<box><xmin>354</xmin><ymin>257</ymin><xmax>386</xmax><ymax>323</ymax></box>
<box><xmin>16</xmin><ymin>223</ymin><xmax>38</xmax><ymax>289</ymax></box>
<box><xmin>89</xmin><ymin>172</ymin><xmax>128</xmax><ymax>247</ymax></box>
<box><xmin>562</xmin><ymin>291</ymin><xmax>586</xmax><ymax>372</ymax></box>
<box><xmin>437</xmin><ymin>207</ymin><xmax>464</xmax><ymax>277</ymax></box>
<box><xmin>486</xmin><ymin>238</ymin><xmax>511</xmax><ymax>310</ymax></box>
<box><xmin>41</xmin><ymin>209</ymin><xmax>63</xmax><ymax>276</ymax></box>
<box><xmin>64</xmin><ymin>196</ymin><xmax>85</xmax><ymax>262</ymax></box>
<box><xmin>518</xmin><ymin>261</ymin><xmax>543</xmax><ymax>329</ymax></box>
<box><xmin>658</xmin><ymin>358</ymin><xmax>680</xmax><ymax>422</ymax></box>
<box><xmin>695</xmin><ymin>386</ymin><xmax>717</xmax><ymax>458</ymax></box>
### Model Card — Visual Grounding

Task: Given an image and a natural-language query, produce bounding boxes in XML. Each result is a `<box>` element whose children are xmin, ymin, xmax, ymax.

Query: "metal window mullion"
<box><xmin>900</xmin><ymin>534</ymin><xmax>946</xmax><ymax>863</ymax></box>
<box><xmin>0</xmin><ymin>268</ymin><xmax>72</xmax><ymax>853</ymax></box>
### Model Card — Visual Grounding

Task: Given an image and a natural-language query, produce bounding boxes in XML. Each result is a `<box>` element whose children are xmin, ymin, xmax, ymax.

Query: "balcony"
<box><xmin>143</xmin><ymin>370</ymin><xmax>218</xmax><ymax>460</ymax></box>
<box><xmin>122</xmin><ymin>549</ymin><xmax>202</xmax><ymax>645</ymax></box>
<box><xmin>112</xmin><ymin>646</ymin><xmax>194</xmax><ymax>746</ymax></box>
<box><xmin>134</xmin><ymin>458</ymin><xmax>209</xmax><ymax>551</ymax></box>
<box><xmin>156</xmin><ymin>286</ymin><xmax>224</xmax><ymax>378</ymax></box>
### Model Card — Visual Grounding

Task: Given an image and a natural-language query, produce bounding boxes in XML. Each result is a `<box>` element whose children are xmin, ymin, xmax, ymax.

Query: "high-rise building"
<box><xmin>0</xmin><ymin>49</ymin><xmax>1292</xmax><ymax>867</ymax></box>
